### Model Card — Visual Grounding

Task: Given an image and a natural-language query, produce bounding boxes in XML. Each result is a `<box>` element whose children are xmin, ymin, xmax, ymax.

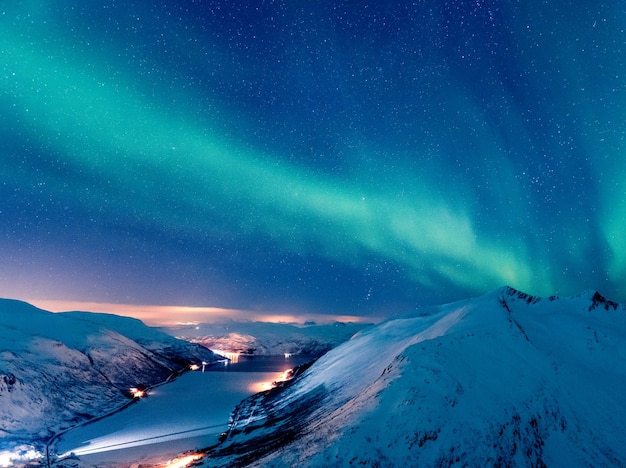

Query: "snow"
<box><xmin>203</xmin><ymin>287</ymin><xmax>626</xmax><ymax>467</ymax></box>
<box><xmin>267</xmin><ymin>301</ymin><xmax>469</xmax><ymax>408</ymax></box>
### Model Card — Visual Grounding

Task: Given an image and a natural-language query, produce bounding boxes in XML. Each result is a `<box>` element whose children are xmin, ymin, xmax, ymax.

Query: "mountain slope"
<box><xmin>0</xmin><ymin>299</ymin><xmax>218</xmax><ymax>458</ymax></box>
<box><xmin>204</xmin><ymin>287</ymin><xmax>626</xmax><ymax>467</ymax></box>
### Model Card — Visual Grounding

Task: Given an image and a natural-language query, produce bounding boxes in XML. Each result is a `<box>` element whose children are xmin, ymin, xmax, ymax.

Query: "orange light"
<box><xmin>277</xmin><ymin>369</ymin><xmax>293</xmax><ymax>383</ymax></box>
<box><xmin>159</xmin><ymin>453</ymin><xmax>203</xmax><ymax>468</ymax></box>
<box><xmin>28</xmin><ymin>299</ymin><xmax>374</xmax><ymax>326</ymax></box>
<box><xmin>248</xmin><ymin>381</ymin><xmax>274</xmax><ymax>393</ymax></box>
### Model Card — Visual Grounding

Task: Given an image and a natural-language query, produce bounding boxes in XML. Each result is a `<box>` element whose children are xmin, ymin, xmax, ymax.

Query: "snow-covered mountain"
<box><xmin>0</xmin><ymin>299</ymin><xmax>218</xmax><ymax>462</ymax></box>
<box><xmin>165</xmin><ymin>321</ymin><xmax>370</xmax><ymax>357</ymax></box>
<box><xmin>202</xmin><ymin>287</ymin><xmax>626</xmax><ymax>467</ymax></box>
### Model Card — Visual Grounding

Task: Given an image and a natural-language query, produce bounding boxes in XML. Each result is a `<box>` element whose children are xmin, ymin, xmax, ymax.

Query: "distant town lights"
<box><xmin>212</xmin><ymin>350</ymin><xmax>241</xmax><ymax>363</ymax></box>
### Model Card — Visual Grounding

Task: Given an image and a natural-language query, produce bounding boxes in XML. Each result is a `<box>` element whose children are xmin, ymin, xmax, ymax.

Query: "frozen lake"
<box><xmin>53</xmin><ymin>356</ymin><xmax>314</xmax><ymax>467</ymax></box>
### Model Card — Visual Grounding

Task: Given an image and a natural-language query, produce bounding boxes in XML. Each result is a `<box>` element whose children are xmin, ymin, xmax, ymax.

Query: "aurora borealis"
<box><xmin>1</xmin><ymin>1</ymin><xmax>625</xmax><ymax>320</ymax></box>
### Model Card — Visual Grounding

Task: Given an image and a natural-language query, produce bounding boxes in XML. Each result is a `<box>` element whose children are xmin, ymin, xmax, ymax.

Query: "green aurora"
<box><xmin>1</xmin><ymin>1</ymin><xmax>625</xmax><ymax>316</ymax></box>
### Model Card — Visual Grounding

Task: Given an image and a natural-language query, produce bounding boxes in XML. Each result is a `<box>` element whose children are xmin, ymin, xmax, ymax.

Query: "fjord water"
<box><xmin>207</xmin><ymin>354</ymin><xmax>316</xmax><ymax>372</ymax></box>
<box><xmin>54</xmin><ymin>355</ymin><xmax>315</xmax><ymax>467</ymax></box>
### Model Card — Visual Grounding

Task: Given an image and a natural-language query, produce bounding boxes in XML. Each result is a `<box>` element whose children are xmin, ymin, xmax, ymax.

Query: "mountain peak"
<box><xmin>499</xmin><ymin>285</ymin><xmax>544</xmax><ymax>304</ymax></box>
<box><xmin>589</xmin><ymin>290</ymin><xmax>620</xmax><ymax>311</ymax></box>
<box><xmin>203</xmin><ymin>287</ymin><xmax>626</xmax><ymax>467</ymax></box>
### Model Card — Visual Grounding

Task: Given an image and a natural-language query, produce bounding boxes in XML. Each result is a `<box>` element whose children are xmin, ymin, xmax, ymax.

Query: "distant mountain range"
<box><xmin>164</xmin><ymin>320</ymin><xmax>371</xmax><ymax>357</ymax></box>
<box><xmin>0</xmin><ymin>299</ymin><xmax>218</xmax><ymax>462</ymax></box>
<box><xmin>202</xmin><ymin>287</ymin><xmax>626</xmax><ymax>467</ymax></box>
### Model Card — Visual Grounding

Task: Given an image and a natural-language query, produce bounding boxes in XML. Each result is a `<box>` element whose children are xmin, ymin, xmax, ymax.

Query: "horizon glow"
<box><xmin>26</xmin><ymin>299</ymin><xmax>373</xmax><ymax>326</ymax></box>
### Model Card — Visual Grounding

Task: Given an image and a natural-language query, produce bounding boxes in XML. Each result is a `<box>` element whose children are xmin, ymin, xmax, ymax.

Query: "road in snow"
<box><xmin>53</xmin><ymin>369</ymin><xmax>284</xmax><ymax>467</ymax></box>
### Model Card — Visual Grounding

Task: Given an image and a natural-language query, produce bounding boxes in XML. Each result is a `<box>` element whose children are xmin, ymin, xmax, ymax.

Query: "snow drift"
<box><xmin>203</xmin><ymin>287</ymin><xmax>626</xmax><ymax>467</ymax></box>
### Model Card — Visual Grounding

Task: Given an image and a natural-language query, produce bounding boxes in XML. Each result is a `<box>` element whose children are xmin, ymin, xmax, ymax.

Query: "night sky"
<box><xmin>2</xmin><ymin>1</ymin><xmax>625</xmax><ymax>321</ymax></box>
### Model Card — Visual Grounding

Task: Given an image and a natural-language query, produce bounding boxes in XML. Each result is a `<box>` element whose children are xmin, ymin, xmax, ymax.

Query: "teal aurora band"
<box><xmin>1</xmin><ymin>1</ymin><xmax>624</xmax><ymax>318</ymax></box>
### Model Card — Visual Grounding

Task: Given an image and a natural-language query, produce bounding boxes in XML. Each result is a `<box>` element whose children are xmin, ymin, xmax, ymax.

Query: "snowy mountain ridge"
<box><xmin>203</xmin><ymin>287</ymin><xmax>626</xmax><ymax>467</ymax></box>
<box><xmin>0</xmin><ymin>298</ymin><xmax>218</xmax><ymax>464</ymax></box>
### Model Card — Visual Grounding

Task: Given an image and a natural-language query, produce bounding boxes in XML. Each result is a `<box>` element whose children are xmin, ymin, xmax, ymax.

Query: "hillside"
<box><xmin>0</xmin><ymin>299</ymin><xmax>218</xmax><ymax>464</ymax></box>
<box><xmin>202</xmin><ymin>287</ymin><xmax>626</xmax><ymax>467</ymax></box>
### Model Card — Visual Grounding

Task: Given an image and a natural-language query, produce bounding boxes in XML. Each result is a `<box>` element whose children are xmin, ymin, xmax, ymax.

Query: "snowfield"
<box><xmin>200</xmin><ymin>287</ymin><xmax>626</xmax><ymax>467</ymax></box>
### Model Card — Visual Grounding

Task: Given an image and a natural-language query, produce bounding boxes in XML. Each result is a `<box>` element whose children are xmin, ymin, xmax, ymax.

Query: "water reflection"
<box><xmin>55</xmin><ymin>371</ymin><xmax>288</xmax><ymax>465</ymax></box>
<box><xmin>247</xmin><ymin>378</ymin><xmax>277</xmax><ymax>393</ymax></box>
<box><xmin>212</xmin><ymin>350</ymin><xmax>241</xmax><ymax>364</ymax></box>
<box><xmin>246</xmin><ymin>368</ymin><xmax>294</xmax><ymax>394</ymax></box>
<box><xmin>207</xmin><ymin>354</ymin><xmax>316</xmax><ymax>373</ymax></box>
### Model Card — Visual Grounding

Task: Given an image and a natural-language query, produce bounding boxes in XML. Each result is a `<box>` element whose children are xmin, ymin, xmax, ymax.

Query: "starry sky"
<box><xmin>1</xmin><ymin>1</ymin><xmax>625</xmax><ymax>322</ymax></box>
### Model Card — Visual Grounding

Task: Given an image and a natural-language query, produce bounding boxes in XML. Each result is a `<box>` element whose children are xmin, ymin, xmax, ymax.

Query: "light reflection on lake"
<box><xmin>53</xmin><ymin>355</ymin><xmax>318</xmax><ymax>467</ymax></box>
<box><xmin>208</xmin><ymin>354</ymin><xmax>317</xmax><ymax>373</ymax></box>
